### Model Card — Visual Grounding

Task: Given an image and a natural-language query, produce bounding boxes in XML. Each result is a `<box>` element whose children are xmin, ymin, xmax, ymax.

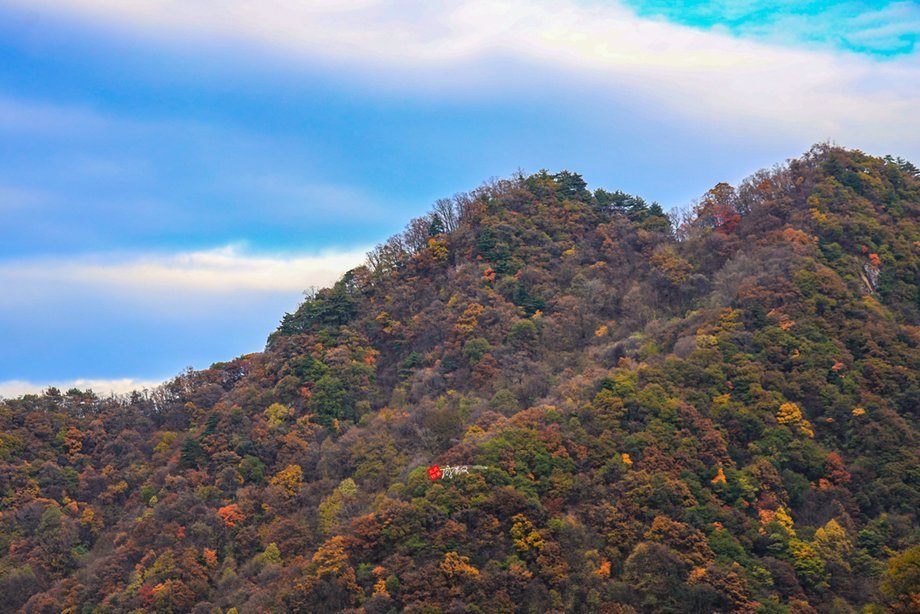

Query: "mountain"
<box><xmin>1</xmin><ymin>144</ymin><xmax>918</xmax><ymax>613</ymax></box>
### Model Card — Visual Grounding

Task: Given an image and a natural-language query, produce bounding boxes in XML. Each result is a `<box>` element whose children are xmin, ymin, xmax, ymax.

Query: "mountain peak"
<box><xmin>2</xmin><ymin>145</ymin><xmax>918</xmax><ymax>612</ymax></box>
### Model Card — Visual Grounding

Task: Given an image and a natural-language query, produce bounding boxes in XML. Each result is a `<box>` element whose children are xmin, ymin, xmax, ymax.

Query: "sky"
<box><xmin>0</xmin><ymin>0</ymin><xmax>918</xmax><ymax>397</ymax></box>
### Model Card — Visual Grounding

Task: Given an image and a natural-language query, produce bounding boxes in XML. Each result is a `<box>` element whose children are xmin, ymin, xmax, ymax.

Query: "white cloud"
<box><xmin>0</xmin><ymin>378</ymin><xmax>164</xmax><ymax>398</ymax></box>
<box><xmin>0</xmin><ymin>246</ymin><xmax>369</xmax><ymax>394</ymax></box>
<box><xmin>0</xmin><ymin>244</ymin><xmax>369</xmax><ymax>298</ymax></box>
<box><xmin>5</xmin><ymin>0</ymin><xmax>919</xmax><ymax>159</ymax></box>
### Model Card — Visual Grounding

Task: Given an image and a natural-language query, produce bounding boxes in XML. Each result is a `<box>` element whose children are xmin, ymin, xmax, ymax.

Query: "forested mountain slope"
<box><xmin>1</xmin><ymin>145</ymin><xmax>918</xmax><ymax>613</ymax></box>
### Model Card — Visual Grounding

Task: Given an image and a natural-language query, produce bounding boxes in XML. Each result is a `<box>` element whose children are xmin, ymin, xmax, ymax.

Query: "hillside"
<box><xmin>1</xmin><ymin>144</ymin><xmax>918</xmax><ymax>613</ymax></box>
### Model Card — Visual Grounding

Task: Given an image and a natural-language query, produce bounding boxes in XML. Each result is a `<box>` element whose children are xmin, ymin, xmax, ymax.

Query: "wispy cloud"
<box><xmin>6</xmin><ymin>0</ymin><xmax>919</xmax><ymax>158</ymax></box>
<box><xmin>0</xmin><ymin>245</ymin><xmax>369</xmax><ymax>382</ymax></box>
<box><xmin>0</xmin><ymin>378</ymin><xmax>163</xmax><ymax>398</ymax></box>
<box><xmin>0</xmin><ymin>92</ymin><xmax>397</xmax><ymax>256</ymax></box>
<box><xmin>0</xmin><ymin>244</ymin><xmax>369</xmax><ymax>298</ymax></box>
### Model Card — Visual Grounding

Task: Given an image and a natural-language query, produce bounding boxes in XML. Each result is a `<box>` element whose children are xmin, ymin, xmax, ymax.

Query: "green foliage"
<box><xmin>878</xmin><ymin>545</ymin><xmax>920</xmax><ymax>612</ymax></box>
<box><xmin>256</xmin><ymin>542</ymin><xmax>282</xmax><ymax>566</ymax></box>
<box><xmin>180</xmin><ymin>437</ymin><xmax>205</xmax><ymax>468</ymax></box>
<box><xmin>310</xmin><ymin>374</ymin><xmax>349</xmax><ymax>427</ymax></box>
<box><xmin>508</xmin><ymin>318</ymin><xmax>537</xmax><ymax>345</ymax></box>
<box><xmin>462</xmin><ymin>337</ymin><xmax>492</xmax><ymax>364</ymax></box>
<box><xmin>398</xmin><ymin>351</ymin><xmax>423</xmax><ymax>380</ymax></box>
<box><xmin>276</xmin><ymin>274</ymin><xmax>360</xmax><ymax>337</ymax></box>
<box><xmin>239</xmin><ymin>455</ymin><xmax>266</xmax><ymax>484</ymax></box>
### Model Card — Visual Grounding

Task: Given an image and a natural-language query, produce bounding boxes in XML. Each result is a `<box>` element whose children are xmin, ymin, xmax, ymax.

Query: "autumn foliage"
<box><xmin>0</xmin><ymin>145</ymin><xmax>918</xmax><ymax>612</ymax></box>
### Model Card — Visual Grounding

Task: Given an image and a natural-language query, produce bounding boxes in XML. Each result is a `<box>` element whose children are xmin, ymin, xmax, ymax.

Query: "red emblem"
<box><xmin>427</xmin><ymin>465</ymin><xmax>443</xmax><ymax>480</ymax></box>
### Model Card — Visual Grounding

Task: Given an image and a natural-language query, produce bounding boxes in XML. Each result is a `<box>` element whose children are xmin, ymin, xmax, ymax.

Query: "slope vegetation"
<box><xmin>1</xmin><ymin>145</ymin><xmax>918</xmax><ymax>613</ymax></box>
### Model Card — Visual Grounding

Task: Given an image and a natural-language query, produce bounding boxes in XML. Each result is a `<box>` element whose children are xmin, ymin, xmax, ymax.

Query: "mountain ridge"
<box><xmin>1</xmin><ymin>144</ymin><xmax>918</xmax><ymax>613</ymax></box>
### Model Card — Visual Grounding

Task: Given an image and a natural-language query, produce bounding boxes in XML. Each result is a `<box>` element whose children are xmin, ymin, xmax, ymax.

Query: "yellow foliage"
<box><xmin>814</xmin><ymin>519</ymin><xmax>852</xmax><ymax>559</ymax></box>
<box><xmin>61</xmin><ymin>426</ymin><xmax>83</xmax><ymax>461</ymax></box>
<box><xmin>776</xmin><ymin>402</ymin><xmax>814</xmax><ymax>437</ymax></box>
<box><xmin>80</xmin><ymin>506</ymin><xmax>103</xmax><ymax>535</ymax></box>
<box><xmin>759</xmin><ymin>506</ymin><xmax>795</xmax><ymax>537</ymax></box>
<box><xmin>650</xmin><ymin>249</ymin><xmax>694</xmax><ymax>284</ymax></box>
<box><xmin>270</xmin><ymin>464</ymin><xmax>303</xmax><ymax>497</ymax></box>
<box><xmin>711</xmin><ymin>467</ymin><xmax>727</xmax><ymax>485</ymax></box>
<box><xmin>440</xmin><ymin>551</ymin><xmax>480</xmax><ymax>579</ymax></box>
<box><xmin>851</xmin><ymin>407</ymin><xmax>866</xmax><ymax>417</ymax></box>
<box><xmin>264</xmin><ymin>403</ymin><xmax>292</xmax><ymax>429</ymax></box>
<box><xmin>454</xmin><ymin>303</ymin><xmax>485</xmax><ymax>335</ymax></box>
<box><xmin>594</xmin><ymin>324</ymin><xmax>609</xmax><ymax>338</ymax></box>
<box><xmin>775</xmin><ymin>507</ymin><xmax>796</xmax><ymax>535</ymax></box>
<box><xmin>809</xmin><ymin>208</ymin><xmax>829</xmax><ymax>223</ymax></box>
<box><xmin>712</xmin><ymin>393</ymin><xmax>731</xmax><ymax>407</ymax></box>
<box><xmin>427</xmin><ymin>237</ymin><xmax>449</xmax><ymax>261</ymax></box>
<box><xmin>510</xmin><ymin>514</ymin><xmax>544</xmax><ymax>554</ymax></box>
<box><xmin>777</xmin><ymin>404</ymin><xmax>801</xmax><ymax>423</ymax></box>
<box><xmin>372</xmin><ymin>578</ymin><xmax>389</xmax><ymax>597</ymax></box>
<box><xmin>717</xmin><ymin>308</ymin><xmax>743</xmax><ymax>331</ymax></box>
<box><xmin>621</xmin><ymin>453</ymin><xmax>632</xmax><ymax>466</ymax></box>
<box><xmin>153</xmin><ymin>432</ymin><xmax>177</xmax><ymax>455</ymax></box>
<box><xmin>697</xmin><ymin>334</ymin><xmax>719</xmax><ymax>347</ymax></box>
<box><xmin>311</xmin><ymin>536</ymin><xmax>352</xmax><ymax>580</ymax></box>
<box><xmin>375</xmin><ymin>311</ymin><xmax>400</xmax><ymax>334</ymax></box>
<box><xmin>462</xmin><ymin>424</ymin><xmax>486</xmax><ymax>443</ymax></box>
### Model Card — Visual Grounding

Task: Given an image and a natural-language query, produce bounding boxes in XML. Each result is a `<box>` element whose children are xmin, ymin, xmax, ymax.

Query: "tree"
<box><xmin>776</xmin><ymin>402</ymin><xmax>814</xmax><ymax>438</ymax></box>
<box><xmin>511</xmin><ymin>514</ymin><xmax>544</xmax><ymax>556</ymax></box>
<box><xmin>879</xmin><ymin>545</ymin><xmax>920</xmax><ymax>613</ymax></box>
<box><xmin>264</xmin><ymin>403</ymin><xmax>292</xmax><ymax>429</ymax></box>
<box><xmin>217</xmin><ymin>504</ymin><xmax>245</xmax><ymax>528</ymax></box>
<box><xmin>788</xmin><ymin>539</ymin><xmax>828</xmax><ymax>590</ymax></box>
<box><xmin>553</xmin><ymin>171</ymin><xmax>590</xmax><ymax>200</ymax></box>
<box><xmin>288</xmin><ymin>537</ymin><xmax>360</xmax><ymax>611</ymax></box>
<box><xmin>440</xmin><ymin>552</ymin><xmax>480</xmax><ymax>580</ymax></box>
<box><xmin>693</xmin><ymin>182</ymin><xmax>741</xmax><ymax>233</ymax></box>
<box><xmin>269</xmin><ymin>465</ymin><xmax>303</xmax><ymax>497</ymax></box>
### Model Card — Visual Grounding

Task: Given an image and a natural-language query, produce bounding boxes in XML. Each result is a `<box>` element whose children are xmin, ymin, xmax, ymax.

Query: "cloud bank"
<box><xmin>0</xmin><ymin>245</ymin><xmax>368</xmax><ymax>385</ymax></box>
<box><xmin>7</xmin><ymin>0</ymin><xmax>919</xmax><ymax>157</ymax></box>
<box><xmin>0</xmin><ymin>244</ymin><xmax>369</xmax><ymax>299</ymax></box>
<box><xmin>0</xmin><ymin>378</ymin><xmax>164</xmax><ymax>398</ymax></box>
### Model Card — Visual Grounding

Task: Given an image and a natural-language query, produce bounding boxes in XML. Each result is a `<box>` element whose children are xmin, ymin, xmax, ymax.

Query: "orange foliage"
<box><xmin>217</xmin><ymin>503</ymin><xmax>245</xmax><ymax>527</ymax></box>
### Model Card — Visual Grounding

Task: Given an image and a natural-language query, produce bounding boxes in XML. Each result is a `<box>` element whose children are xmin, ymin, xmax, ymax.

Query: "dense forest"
<box><xmin>1</xmin><ymin>145</ymin><xmax>918</xmax><ymax>613</ymax></box>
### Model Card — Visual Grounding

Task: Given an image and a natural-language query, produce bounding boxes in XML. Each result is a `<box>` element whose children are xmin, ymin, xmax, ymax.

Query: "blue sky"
<box><xmin>0</xmin><ymin>0</ymin><xmax>918</xmax><ymax>396</ymax></box>
<box><xmin>626</xmin><ymin>1</ymin><xmax>918</xmax><ymax>56</ymax></box>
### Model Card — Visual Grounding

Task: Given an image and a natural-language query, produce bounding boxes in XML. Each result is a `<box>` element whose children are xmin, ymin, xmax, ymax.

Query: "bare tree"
<box><xmin>432</xmin><ymin>198</ymin><xmax>458</xmax><ymax>233</ymax></box>
<box><xmin>403</xmin><ymin>215</ymin><xmax>432</xmax><ymax>253</ymax></box>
